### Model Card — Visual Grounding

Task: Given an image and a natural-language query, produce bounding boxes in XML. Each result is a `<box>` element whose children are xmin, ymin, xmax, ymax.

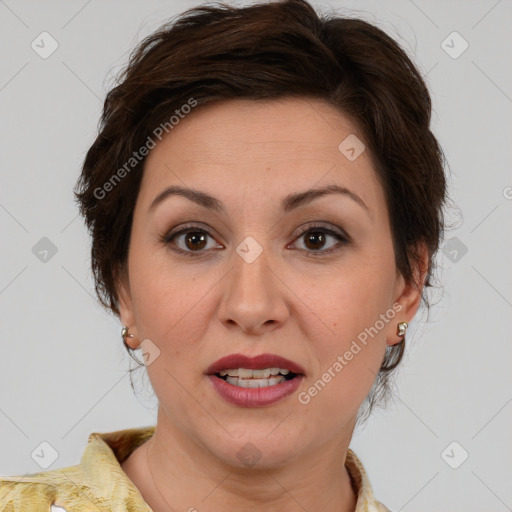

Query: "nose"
<box><xmin>217</xmin><ymin>239</ymin><xmax>290</xmax><ymax>336</ymax></box>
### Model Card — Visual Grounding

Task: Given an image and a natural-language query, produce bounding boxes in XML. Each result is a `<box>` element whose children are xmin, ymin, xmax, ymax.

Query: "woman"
<box><xmin>0</xmin><ymin>0</ymin><xmax>446</xmax><ymax>510</ymax></box>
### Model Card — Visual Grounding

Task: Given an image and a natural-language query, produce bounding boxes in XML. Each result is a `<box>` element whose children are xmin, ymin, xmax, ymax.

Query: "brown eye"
<box><xmin>291</xmin><ymin>225</ymin><xmax>349</xmax><ymax>255</ymax></box>
<box><xmin>303</xmin><ymin>230</ymin><xmax>327</xmax><ymax>251</ymax></box>
<box><xmin>183</xmin><ymin>231</ymin><xmax>208</xmax><ymax>251</ymax></box>
<box><xmin>163</xmin><ymin>227</ymin><xmax>222</xmax><ymax>256</ymax></box>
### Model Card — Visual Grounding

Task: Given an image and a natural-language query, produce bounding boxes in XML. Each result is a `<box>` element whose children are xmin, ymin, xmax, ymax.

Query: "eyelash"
<box><xmin>160</xmin><ymin>222</ymin><xmax>350</xmax><ymax>258</ymax></box>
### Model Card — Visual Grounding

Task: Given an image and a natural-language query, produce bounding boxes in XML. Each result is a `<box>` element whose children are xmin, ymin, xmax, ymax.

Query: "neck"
<box><xmin>139</xmin><ymin>416</ymin><xmax>358</xmax><ymax>512</ymax></box>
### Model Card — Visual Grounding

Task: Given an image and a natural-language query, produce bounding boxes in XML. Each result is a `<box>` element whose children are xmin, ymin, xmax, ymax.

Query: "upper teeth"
<box><xmin>219</xmin><ymin>368</ymin><xmax>290</xmax><ymax>378</ymax></box>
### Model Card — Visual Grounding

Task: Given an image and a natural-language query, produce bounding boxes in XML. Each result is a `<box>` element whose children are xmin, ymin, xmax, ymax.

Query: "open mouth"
<box><xmin>207</xmin><ymin>356</ymin><xmax>305</xmax><ymax>406</ymax></box>
<box><xmin>216</xmin><ymin>368</ymin><xmax>299</xmax><ymax>388</ymax></box>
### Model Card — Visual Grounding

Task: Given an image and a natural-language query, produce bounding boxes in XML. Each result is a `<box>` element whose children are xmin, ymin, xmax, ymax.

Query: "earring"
<box><xmin>396</xmin><ymin>321</ymin><xmax>408</xmax><ymax>337</ymax></box>
<box><xmin>121</xmin><ymin>325</ymin><xmax>134</xmax><ymax>341</ymax></box>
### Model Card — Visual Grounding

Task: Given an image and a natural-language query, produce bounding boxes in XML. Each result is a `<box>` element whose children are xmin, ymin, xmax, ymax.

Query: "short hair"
<box><xmin>74</xmin><ymin>0</ymin><xmax>447</xmax><ymax>422</ymax></box>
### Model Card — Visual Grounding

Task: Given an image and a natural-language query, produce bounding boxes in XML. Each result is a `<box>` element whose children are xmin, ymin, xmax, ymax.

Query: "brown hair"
<box><xmin>74</xmin><ymin>0</ymin><xmax>446</xmax><ymax>422</ymax></box>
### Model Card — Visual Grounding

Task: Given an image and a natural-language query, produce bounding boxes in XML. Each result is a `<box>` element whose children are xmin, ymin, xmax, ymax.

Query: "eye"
<box><xmin>161</xmin><ymin>222</ymin><xmax>350</xmax><ymax>257</ymax></box>
<box><xmin>290</xmin><ymin>224</ymin><xmax>349</xmax><ymax>255</ymax></box>
<box><xmin>162</xmin><ymin>225</ymin><xmax>223</xmax><ymax>256</ymax></box>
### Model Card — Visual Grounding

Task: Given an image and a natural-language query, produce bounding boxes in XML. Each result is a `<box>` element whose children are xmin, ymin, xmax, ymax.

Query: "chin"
<box><xmin>205</xmin><ymin>428</ymin><xmax>303</xmax><ymax>470</ymax></box>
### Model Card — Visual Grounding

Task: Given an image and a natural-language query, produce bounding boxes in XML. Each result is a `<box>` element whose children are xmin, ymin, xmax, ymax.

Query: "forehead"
<box><xmin>139</xmin><ymin>97</ymin><xmax>384</xmax><ymax>214</ymax></box>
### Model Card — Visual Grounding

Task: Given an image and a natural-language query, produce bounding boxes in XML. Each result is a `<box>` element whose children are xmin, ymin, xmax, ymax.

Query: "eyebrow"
<box><xmin>149</xmin><ymin>183</ymin><xmax>369</xmax><ymax>214</ymax></box>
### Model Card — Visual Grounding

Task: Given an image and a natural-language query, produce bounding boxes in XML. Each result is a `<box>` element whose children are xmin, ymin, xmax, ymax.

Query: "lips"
<box><xmin>205</xmin><ymin>353</ymin><xmax>306</xmax><ymax>376</ymax></box>
<box><xmin>205</xmin><ymin>353</ymin><xmax>305</xmax><ymax>407</ymax></box>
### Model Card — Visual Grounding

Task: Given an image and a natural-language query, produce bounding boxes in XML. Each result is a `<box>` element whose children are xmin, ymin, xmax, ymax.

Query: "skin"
<box><xmin>117</xmin><ymin>97</ymin><xmax>427</xmax><ymax>512</ymax></box>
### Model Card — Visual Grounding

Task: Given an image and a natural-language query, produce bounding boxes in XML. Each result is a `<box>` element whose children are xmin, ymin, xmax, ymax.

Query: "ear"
<box><xmin>387</xmin><ymin>242</ymin><xmax>429</xmax><ymax>347</ymax></box>
<box><xmin>115</xmin><ymin>264</ymin><xmax>140</xmax><ymax>350</ymax></box>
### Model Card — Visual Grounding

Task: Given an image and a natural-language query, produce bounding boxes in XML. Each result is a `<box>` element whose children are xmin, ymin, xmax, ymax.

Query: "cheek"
<box><xmin>309</xmin><ymin>258</ymin><xmax>396</xmax><ymax>345</ymax></box>
<box><xmin>127</xmin><ymin>241</ymin><xmax>226</xmax><ymax>371</ymax></box>
<box><xmin>131</xmin><ymin>267</ymin><xmax>209</xmax><ymax>346</ymax></box>
<box><xmin>127</xmin><ymin>252</ymin><xmax>214</xmax><ymax>413</ymax></box>
<box><xmin>128</xmin><ymin>234</ymin><xmax>194</xmax><ymax>331</ymax></box>
<box><xmin>298</xmin><ymin>256</ymin><xmax>397</xmax><ymax>406</ymax></box>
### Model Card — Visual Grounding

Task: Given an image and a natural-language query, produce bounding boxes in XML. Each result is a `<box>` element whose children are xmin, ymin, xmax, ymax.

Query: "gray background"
<box><xmin>1</xmin><ymin>1</ymin><xmax>511</xmax><ymax>511</ymax></box>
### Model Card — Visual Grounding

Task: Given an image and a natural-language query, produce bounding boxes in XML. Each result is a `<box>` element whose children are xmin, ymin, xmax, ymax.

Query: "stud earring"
<box><xmin>396</xmin><ymin>321</ymin><xmax>408</xmax><ymax>337</ymax></box>
<box><xmin>121</xmin><ymin>325</ymin><xmax>134</xmax><ymax>341</ymax></box>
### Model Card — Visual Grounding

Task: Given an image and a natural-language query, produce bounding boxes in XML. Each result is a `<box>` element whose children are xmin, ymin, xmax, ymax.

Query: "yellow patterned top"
<box><xmin>0</xmin><ymin>426</ymin><xmax>391</xmax><ymax>512</ymax></box>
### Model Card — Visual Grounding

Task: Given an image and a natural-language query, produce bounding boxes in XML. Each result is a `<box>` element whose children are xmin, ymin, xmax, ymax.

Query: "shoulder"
<box><xmin>0</xmin><ymin>464</ymin><xmax>94</xmax><ymax>512</ymax></box>
<box><xmin>0</xmin><ymin>426</ymin><xmax>155</xmax><ymax>512</ymax></box>
<box><xmin>1</xmin><ymin>426</ymin><xmax>156</xmax><ymax>512</ymax></box>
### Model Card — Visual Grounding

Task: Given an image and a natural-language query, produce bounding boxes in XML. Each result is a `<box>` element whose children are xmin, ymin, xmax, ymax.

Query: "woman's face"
<box><xmin>118</xmin><ymin>97</ymin><xmax>422</xmax><ymax>467</ymax></box>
